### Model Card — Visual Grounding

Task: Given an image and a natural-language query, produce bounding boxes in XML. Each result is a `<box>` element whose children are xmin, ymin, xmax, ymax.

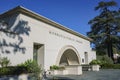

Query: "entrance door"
<box><xmin>84</xmin><ymin>52</ymin><xmax>88</xmax><ymax>64</ymax></box>
<box><xmin>33</xmin><ymin>43</ymin><xmax>44</xmax><ymax>68</ymax></box>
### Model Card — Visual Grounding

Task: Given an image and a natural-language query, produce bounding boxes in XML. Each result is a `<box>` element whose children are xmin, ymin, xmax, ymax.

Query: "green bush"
<box><xmin>0</xmin><ymin>57</ymin><xmax>10</xmax><ymax>67</ymax></box>
<box><xmin>18</xmin><ymin>59</ymin><xmax>42</xmax><ymax>79</ymax></box>
<box><xmin>97</xmin><ymin>55</ymin><xmax>113</xmax><ymax>65</ymax></box>
<box><xmin>113</xmin><ymin>64</ymin><xmax>120</xmax><ymax>69</ymax></box>
<box><xmin>0</xmin><ymin>59</ymin><xmax>42</xmax><ymax>78</ymax></box>
<box><xmin>50</xmin><ymin>65</ymin><xmax>65</xmax><ymax>70</ymax></box>
<box><xmin>0</xmin><ymin>67</ymin><xmax>10</xmax><ymax>75</ymax></box>
<box><xmin>50</xmin><ymin>65</ymin><xmax>59</xmax><ymax>70</ymax></box>
<box><xmin>18</xmin><ymin>59</ymin><xmax>41</xmax><ymax>74</ymax></box>
<box><xmin>0</xmin><ymin>66</ymin><xmax>27</xmax><ymax>76</ymax></box>
<box><xmin>89</xmin><ymin>59</ymin><xmax>101</xmax><ymax>65</ymax></box>
<box><xmin>101</xmin><ymin>64</ymin><xmax>120</xmax><ymax>69</ymax></box>
<box><xmin>97</xmin><ymin>55</ymin><xmax>120</xmax><ymax>69</ymax></box>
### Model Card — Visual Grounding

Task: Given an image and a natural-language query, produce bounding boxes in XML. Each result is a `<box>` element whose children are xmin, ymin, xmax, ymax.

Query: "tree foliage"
<box><xmin>87</xmin><ymin>1</ymin><xmax>120</xmax><ymax>56</ymax></box>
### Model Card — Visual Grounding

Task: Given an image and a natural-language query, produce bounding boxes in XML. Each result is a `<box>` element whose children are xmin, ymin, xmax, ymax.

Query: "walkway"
<box><xmin>47</xmin><ymin>69</ymin><xmax>120</xmax><ymax>80</ymax></box>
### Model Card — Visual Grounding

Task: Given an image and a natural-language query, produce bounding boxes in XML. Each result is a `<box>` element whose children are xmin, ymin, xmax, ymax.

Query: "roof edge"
<box><xmin>0</xmin><ymin>6</ymin><xmax>93</xmax><ymax>41</ymax></box>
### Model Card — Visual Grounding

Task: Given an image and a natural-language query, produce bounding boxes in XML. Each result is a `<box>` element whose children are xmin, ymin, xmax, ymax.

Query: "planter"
<box><xmin>49</xmin><ymin>69</ymin><xmax>68</xmax><ymax>75</ymax></box>
<box><xmin>54</xmin><ymin>70</ymin><xmax>63</xmax><ymax>75</ymax></box>
<box><xmin>18</xmin><ymin>73</ymin><xmax>28</xmax><ymax>80</ymax></box>
<box><xmin>92</xmin><ymin>65</ymin><xmax>100</xmax><ymax>71</ymax></box>
<box><xmin>65</xmin><ymin>65</ymin><xmax>82</xmax><ymax>75</ymax></box>
<box><xmin>49</xmin><ymin>65</ymin><xmax>82</xmax><ymax>75</ymax></box>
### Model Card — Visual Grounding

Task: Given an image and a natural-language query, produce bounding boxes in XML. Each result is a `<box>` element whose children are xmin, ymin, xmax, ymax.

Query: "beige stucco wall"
<box><xmin>0</xmin><ymin>13</ymin><xmax>96</xmax><ymax>70</ymax></box>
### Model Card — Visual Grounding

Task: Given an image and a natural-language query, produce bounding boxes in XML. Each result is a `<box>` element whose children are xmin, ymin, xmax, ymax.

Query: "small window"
<box><xmin>82</xmin><ymin>58</ymin><xmax>84</xmax><ymax>63</ymax></box>
<box><xmin>84</xmin><ymin>52</ymin><xmax>88</xmax><ymax>64</ymax></box>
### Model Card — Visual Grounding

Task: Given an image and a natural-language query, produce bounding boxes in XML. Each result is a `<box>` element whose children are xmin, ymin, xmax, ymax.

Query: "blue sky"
<box><xmin>0</xmin><ymin>0</ymin><xmax>120</xmax><ymax>35</ymax></box>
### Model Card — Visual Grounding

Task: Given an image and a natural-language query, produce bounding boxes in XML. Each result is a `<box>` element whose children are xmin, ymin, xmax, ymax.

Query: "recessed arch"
<box><xmin>56</xmin><ymin>45</ymin><xmax>81</xmax><ymax>66</ymax></box>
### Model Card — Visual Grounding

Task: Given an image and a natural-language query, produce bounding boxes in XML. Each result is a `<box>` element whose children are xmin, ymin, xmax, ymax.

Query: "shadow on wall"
<box><xmin>0</xmin><ymin>20</ymin><xmax>31</xmax><ymax>54</ymax></box>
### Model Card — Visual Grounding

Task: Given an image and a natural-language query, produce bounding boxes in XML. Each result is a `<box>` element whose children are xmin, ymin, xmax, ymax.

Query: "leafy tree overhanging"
<box><xmin>87</xmin><ymin>1</ymin><xmax>120</xmax><ymax>59</ymax></box>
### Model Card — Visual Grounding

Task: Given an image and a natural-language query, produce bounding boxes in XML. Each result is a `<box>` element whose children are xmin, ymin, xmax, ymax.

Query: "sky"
<box><xmin>0</xmin><ymin>0</ymin><xmax>120</xmax><ymax>36</ymax></box>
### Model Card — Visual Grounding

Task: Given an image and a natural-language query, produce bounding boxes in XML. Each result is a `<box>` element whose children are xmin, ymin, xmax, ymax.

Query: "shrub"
<box><xmin>97</xmin><ymin>55</ymin><xmax>113</xmax><ymax>65</ymax></box>
<box><xmin>97</xmin><ymin>55</ymin><xmax>120</xmax><ymax>69</ymax></box>
<box><xmin>18</xmin><ymin>59</ymin><xmax>42</xmax><ymax>79</ymax></box>
<box><xmin>113</xmin><ymin>64</ymin><xmax>120</xmax><ymax>69</ymax></box>
<box><xmin>0</xmin><ymin>66</ymin><xmax>27</xmax><ymax>76</ymax></box>
<box><xmin>0</xmin><ymin>57</ymin><xmax>10</xmax><ymax>67</ymax></box>
<box><xmin>50</xmin><ymin>65</ymin><xmax>59</xmax><ymax>70</ymax></box>
<box><xmin>50</xmin><ymin>65</ymin><xmax>65</xmax><ymax>70</ymax></box>
<box><xmin>18</xmin><ymin>59</ymin><xmax>41</xmax><ymax>74</ymax></box>
<box><xmin>0</xmin><ymin>67</ymin><xmax>10</xmax><ymax>75</ymax></box>
<box><xmin>89</xmin><ymin>59</ymin><xmax>101</xmax><ymax>65</ymax></box>
<box><xmin>101</xmin><ymin>64</ymin><xmax>120</xmax><ymax>69</ymax></box>
<box><xmin>0</xmin><ymin>59</ymin><xmax>42</xmax><ymax>78</ymax></box>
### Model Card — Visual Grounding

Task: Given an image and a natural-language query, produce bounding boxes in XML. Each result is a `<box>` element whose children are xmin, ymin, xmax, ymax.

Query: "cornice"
<box><xmin>0</xmin><ymin>6</ymin><xmax>93</xmax><ymax>41</ymax></box>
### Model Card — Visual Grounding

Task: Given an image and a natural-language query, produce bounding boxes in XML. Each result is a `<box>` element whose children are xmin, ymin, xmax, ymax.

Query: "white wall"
<box><xmin>0</xmin><ymin>13</ymin><xmax>96</xmax><ymax>70</ymax></box>
<box><xmin>0</xmin><ymin>14</ymin><xmax>33</xmax><ymax>66</ymax></box>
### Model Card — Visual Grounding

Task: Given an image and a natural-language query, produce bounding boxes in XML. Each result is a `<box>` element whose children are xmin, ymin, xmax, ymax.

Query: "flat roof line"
<box><xmin>0</xmin><ymin>6</ymin><xmax>92</xmax><ymax>41</ymax></box>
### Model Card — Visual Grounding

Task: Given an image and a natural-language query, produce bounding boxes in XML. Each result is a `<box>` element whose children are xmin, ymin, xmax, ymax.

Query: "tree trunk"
<box><xmin>107</xmin><ymin>26</ymin><xmax>113</xmax><ymax>60</ymax></box>
<box><xmin>107</xmin><ymin>40</ymin><xmax>113</xmax><ymax>60</ymax></box>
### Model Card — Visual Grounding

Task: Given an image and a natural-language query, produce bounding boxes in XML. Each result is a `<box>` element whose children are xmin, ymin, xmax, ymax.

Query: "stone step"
<box><xmin>82</xmin><ymin>65</ymin><xmax>92</xmax><ymax>71</ymax></box>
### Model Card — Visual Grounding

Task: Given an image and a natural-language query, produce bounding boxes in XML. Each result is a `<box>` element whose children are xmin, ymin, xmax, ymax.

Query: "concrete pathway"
<box><xmin>47</xmin><ymin>69</ymin><xmax>120</xmax><ymax>80</ymax></box>
<box><xmin>0</xmin><ymin>69</ymin><xmax>120</xmax><ymax>80</ymax></box>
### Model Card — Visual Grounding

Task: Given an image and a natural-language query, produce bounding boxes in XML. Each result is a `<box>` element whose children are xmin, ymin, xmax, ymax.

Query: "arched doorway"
<box><xmin>60</xmin><ymin>49</ymin><xmax>79</xmax><ymax>66</ymax></box>
<box><xmin>55</xmin><ymin>45</ymin><xmax>82</xmax><ymax>75</ymax></box>
<box><xmin>56</xmin><ymin>45</ymin><xmax>81</xmax><ymax>66</ymax></box>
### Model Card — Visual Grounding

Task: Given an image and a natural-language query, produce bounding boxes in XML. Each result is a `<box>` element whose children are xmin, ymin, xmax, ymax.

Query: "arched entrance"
<box><xmin>60</xmin><ymin>49</ymin><xmax>79</xmax><ymax>66</ymax></box>
<box><xmin>56</xmin><ymin>45</ymin><xmax>81</xmax><ymax>66</ymax></box>
<box><xmin>55</xmin><ymin>46</ymin><xmax>82</xmax><ymax>75</ymax></box>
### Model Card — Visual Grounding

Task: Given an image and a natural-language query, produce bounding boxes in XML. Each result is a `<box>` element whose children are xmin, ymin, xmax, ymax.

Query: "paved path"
<box><xmin>0</xmin><ymin>69</ymin><xmax>120</xmax><ymax>80</ymax></box>
<box><xmin>47</xmin><ymin>69</ymin><xmax>120</xmax><ymax>80</ymax></box>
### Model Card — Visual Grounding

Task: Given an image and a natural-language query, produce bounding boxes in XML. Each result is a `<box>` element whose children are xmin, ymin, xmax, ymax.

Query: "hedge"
<box><xmin>0</xmin><ymin>66</ymin><xmax>28</xmax><ymax>76</ymax></box>
<box><xmin>101</xmin><ymin>64</ymin><xmax>120</xmax><ymax>69</ymax></box>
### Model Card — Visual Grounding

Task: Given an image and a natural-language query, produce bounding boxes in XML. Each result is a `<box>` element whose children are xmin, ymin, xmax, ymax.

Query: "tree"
<box><xmin>87</xmin><ymin>1</ymin><xmax>120</xmax><ymax>60</ymax></box>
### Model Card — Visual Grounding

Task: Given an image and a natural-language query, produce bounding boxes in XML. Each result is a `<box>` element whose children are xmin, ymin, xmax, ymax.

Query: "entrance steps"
<box><xmin>82</xmin><ymin>65</ymin><xmax>92</xmax><ymax>71</ymax></box>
